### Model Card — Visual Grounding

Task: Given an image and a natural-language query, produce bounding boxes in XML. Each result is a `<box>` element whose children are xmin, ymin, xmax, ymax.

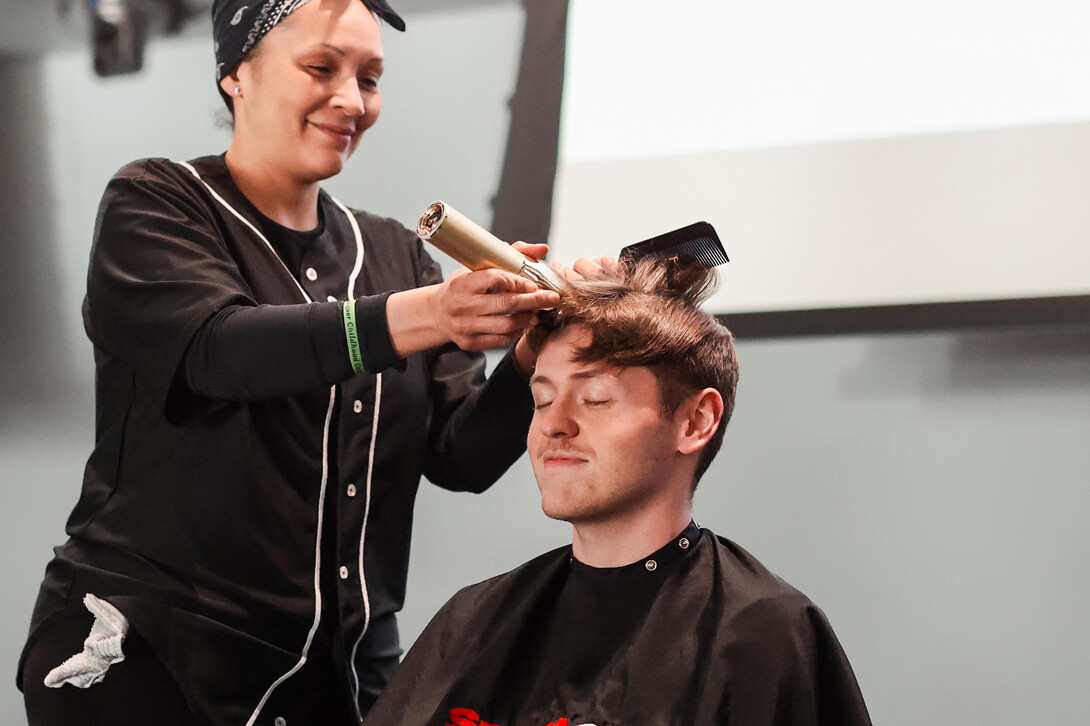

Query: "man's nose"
<box><xmin>539</xmin><ymin>399</ymin><xmax>578</xmax><ymax>438</ymax></box>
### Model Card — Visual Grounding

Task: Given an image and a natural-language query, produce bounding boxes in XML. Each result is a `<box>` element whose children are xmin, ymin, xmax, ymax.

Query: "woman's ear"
<box><xmin>676</xmin><ymin>388</ymin><xmax>723</xmax><ymax>456</ymax></box>
<box><xmin>218</xmin><ymin>71</ymin><xmax>241</xmax><ymax>99</ymax></box>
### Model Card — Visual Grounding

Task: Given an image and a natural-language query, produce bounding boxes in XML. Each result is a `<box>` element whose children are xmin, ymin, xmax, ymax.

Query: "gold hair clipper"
<box><xmin>416</xmin><ymin>201</ymin><xmax>566</xmax><ymax>294</ymax></box>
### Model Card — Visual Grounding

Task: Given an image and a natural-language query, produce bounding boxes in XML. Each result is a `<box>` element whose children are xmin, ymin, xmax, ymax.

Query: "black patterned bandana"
<box><xmin>212</xmin><ymin>0</ymin><xmax>405</xmax><ymax>83</ymax></box>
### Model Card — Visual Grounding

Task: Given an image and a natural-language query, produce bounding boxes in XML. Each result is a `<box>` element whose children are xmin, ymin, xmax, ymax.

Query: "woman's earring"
<box><xmin>233</xmin><ymin>87</ymin><xmax>241</xmax><ymax>97</ymax></box>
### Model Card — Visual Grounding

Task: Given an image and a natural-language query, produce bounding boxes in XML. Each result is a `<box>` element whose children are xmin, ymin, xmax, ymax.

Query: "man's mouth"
<box><xmin>542</xmin><ymin>450</ymin><xmax>588</xmax><ymax>466</ymax></box>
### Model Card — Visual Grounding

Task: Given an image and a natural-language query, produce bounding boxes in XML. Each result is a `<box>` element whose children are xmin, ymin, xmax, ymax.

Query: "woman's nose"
<box><xmin>334</xmin><ymin>77</ymin><xmax>365</xmax><ymax>117</ymax></box>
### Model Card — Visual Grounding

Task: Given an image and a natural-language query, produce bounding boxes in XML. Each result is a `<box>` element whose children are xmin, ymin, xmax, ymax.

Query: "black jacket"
<box><xmin>21</xmin><ymin>155</ymin><xmax>533</xmax><ymax>725</ymax></box>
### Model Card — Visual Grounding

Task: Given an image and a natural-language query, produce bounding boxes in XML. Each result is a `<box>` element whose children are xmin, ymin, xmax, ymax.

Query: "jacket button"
<box><xmin>339</xmin><ymin>566</ymin><xmax>349</xmax><ymax>579</ymax></box>
<box><xmin>274</xmin><ymin>717</ymin><xmax>287</xmax><ymax>726</ymax></box>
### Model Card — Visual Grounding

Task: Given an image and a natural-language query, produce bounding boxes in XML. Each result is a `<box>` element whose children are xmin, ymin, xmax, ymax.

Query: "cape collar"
<box><xmin>569</xmin><ymin>521</ymin><xmax>703</xmax><ymax>579</ymax></box>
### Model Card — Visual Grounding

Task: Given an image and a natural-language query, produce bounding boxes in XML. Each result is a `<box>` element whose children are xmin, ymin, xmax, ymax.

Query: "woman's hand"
<box><xmin>551</xmin><ymin>255</ymin><xmax>620</xmax><ymax>282</ymax></box>
<box><xmin>512</xmin><ymin>252</ymin><xmax>622</xmax><ymax>375</ymax></box>
<box><xmin>431</xmin><ymin>265</ymin><xmax>558</xmax><ymax>352</ymax></box>
<box><xmin>386</xmin><ymin>241</ymin><xmax>559</xmax><ymax>361</ymax></box>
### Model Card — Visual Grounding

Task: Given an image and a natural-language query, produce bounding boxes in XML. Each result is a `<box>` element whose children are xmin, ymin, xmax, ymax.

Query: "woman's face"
<box><xmin>224</xmin><ymin>0</ymin><xmax>384</xmax><ymax>184</ymax></box>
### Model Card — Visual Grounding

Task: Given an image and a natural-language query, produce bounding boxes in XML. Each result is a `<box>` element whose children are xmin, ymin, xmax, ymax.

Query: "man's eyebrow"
<box><xmin>528</xmin><ymin>373</ymin><xmax>551</xmax><ymax>388</ymax></box>
<box><xmin>529</xmin><ymin>366</ymin><xmax>609</xmax><ymax>388</ymax></box>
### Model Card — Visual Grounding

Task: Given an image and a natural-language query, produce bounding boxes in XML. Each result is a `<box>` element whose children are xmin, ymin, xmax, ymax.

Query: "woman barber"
<box><xmin>19</xmin><ymin>1</ymin><xmax>562</xmax><ymax>723</ymax></box>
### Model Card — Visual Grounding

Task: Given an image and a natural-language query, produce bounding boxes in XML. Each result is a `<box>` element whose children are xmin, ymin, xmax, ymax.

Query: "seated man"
<box><xmin>364</xmin><ymin>258</ymin><xmax>872</xmax><ymax>726</ymax></box>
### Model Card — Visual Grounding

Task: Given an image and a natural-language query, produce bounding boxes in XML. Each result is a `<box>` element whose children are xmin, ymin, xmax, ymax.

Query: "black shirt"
<box><xmin>21</xmin><ymin>155</ymin><xmax>534</xmax><ymax>726</ymax></box>
<box><xmin>363</xmin><ymin>524</ymin><xmax>873</xmax><ymax>726</ymax></box>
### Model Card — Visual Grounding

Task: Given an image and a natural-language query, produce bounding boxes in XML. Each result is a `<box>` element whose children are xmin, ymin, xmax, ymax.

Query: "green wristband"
<box><xmin>342</xmin><ymin>300</ymin><xmax>365</xmax><ymax>374</ymax></box>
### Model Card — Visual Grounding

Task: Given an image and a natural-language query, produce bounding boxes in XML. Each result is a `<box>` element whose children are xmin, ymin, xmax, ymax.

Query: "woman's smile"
<box><xmin>308</xmin><ymin>119</ymin><xmax>357</xmax><ymax>148</ymax></box>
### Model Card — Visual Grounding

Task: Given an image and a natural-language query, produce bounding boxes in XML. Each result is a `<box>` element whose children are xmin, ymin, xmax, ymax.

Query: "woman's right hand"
<box><xmin>431</xmin><ymin>266</ymin><xmax>559</xmax><ymax>351</ymax></box>
<box><xmin>386</xmin><ymin>266</ymin><xmax>559</xmax><ymax>358</ymax></box>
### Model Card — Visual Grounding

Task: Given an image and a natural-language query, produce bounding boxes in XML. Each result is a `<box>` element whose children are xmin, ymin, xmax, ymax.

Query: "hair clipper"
<box><xmin>416</xmin><ymin>201</ymin><xmax>566</xmax><ymax>294</ymax></box>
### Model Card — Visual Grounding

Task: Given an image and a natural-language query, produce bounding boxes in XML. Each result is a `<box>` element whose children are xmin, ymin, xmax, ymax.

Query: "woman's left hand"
<box><xmin>512</xmin><ymin>251</ymin><xmax>621</xmax><ymax>375</ymax></box>
<box><xmin>550</xmin><ymin>255</ymin><xmax>620</xmax><ymax>282</ymax></box>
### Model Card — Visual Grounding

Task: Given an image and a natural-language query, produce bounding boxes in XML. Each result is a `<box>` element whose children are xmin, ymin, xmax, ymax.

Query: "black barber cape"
<box><xmin>364</xmin><ymin>524</ymin><xmax>872</xmax><ymax>726</ymax></box>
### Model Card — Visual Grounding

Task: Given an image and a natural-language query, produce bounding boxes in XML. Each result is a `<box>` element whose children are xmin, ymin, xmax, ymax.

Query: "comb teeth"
<box><xmin>666</xmin><ymin>236</ymin><xmax>729</xmax><ymax>268</ymax></box>
<box><xmin>620</xmin><ymin>221</ymin><xmax>729</xmax><ymax>270</ymax></box>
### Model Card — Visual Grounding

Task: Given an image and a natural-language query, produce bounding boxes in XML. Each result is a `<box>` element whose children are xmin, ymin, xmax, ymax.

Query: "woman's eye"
<box><xmin>532</xmin><ymin>401</ymin><xmax>552</xmax><ymax>411</ymax></box>
<box><xmin>359</xmin><ymin>77</ymin><xmax>379</xmax><ymax>90</ymax></box>
<box><xmin>582</xmin><ymin>399</ymin><xmax>609</xmax><ymax>407</ymax></box>
<box><xmin>308</xmin><ymin>65</ymin><xmax>331</xmax><ymax>75</ymax></box>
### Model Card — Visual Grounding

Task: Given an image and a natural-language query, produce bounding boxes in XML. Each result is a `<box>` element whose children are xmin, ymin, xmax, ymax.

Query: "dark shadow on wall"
<box><xmin>945</xmin><ymin>324</ymin><xmax>1090</xmax><ymax>391</ymax></box>
<box><xmin>0</xmin><ymin>56</ymin><xmax>69</xmax><ymax>416</ymax></box>
<box><xmin>837</xmin><ymin>324</ymin><xmax>1090</xmax><ymax>397</ymax></box>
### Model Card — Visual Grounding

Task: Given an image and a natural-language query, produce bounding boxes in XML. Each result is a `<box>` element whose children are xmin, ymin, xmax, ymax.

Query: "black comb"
<box><xmin>619</xmin><ymin>221</ymin><xmax>729</xmax><ymax>269</ymax></box>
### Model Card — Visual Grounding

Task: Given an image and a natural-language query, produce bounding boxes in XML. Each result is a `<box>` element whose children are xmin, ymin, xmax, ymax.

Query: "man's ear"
<box><xmin>676</xmin><ymin>388</ymin><xmax>723</xmax><ymax>456</ymax></box>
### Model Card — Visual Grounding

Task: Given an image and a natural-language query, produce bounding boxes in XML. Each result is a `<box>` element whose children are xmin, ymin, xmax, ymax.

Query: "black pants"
<box><xmin>22</xmin><ymin>608</ymin><xmax>376</xmax><ymax>726</ymax></box>
<box><xmin>21</xmin><ymin>608</ymin><xmax>202</xmax><ymax>726</ymax></box>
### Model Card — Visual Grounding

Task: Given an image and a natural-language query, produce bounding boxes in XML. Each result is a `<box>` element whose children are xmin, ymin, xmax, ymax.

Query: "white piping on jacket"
<box><xmin>348</xmin><ymin>371</ymin><xmax>380</xmax><ymax>712</ymax></box>
<box><xmin>326</xmin><ymin>194</ymin><xmax>380</xmax><ymax>716</ymax></box>
<box><xmin>242</xmin><ymin>386</ymin><xmax>336</xmax><ymax>726</ymax></box>
<box><xmin>175</xmin><ymin>161</ymin><xmax>311</xmax><ymax>303</ymax></box>
<box><xmin>331</xmin><ymin>194</ymin><xmax>366</xmax><ymax>300</ymax></box>
<box><xmin>175</xmin><ymin>161</ymin><xmax>356</xmax><ymax>726</ymax></box>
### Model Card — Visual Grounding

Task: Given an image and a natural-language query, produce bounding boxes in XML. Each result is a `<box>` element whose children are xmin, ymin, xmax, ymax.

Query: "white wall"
<box><xmin>551</xmin><ymin>123</ymin><xmax>1090</xmax><ymax>314</ymax></box>
<box><xmin>553</xmin><ymin>0</ymin><xmax>1090</xmax><ymax>314</ymax></box>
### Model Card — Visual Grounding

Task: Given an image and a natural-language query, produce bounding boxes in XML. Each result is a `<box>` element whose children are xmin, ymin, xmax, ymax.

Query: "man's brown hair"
<box><xmin>530</xmin><ymin>257</ymin><xmax>739</xmax><ymax>488</ymax></box>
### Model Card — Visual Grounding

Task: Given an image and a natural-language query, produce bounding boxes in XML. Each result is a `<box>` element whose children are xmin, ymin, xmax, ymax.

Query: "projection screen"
<box><xmin>546</xmin><ymin>0</ymin><xmax>1090</xmax><ymax>334</ymax></box>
